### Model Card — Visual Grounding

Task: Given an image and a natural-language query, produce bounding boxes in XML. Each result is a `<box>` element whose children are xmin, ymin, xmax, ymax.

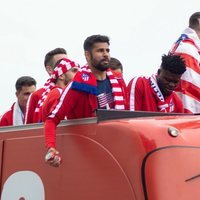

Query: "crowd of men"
<box><xmin>0</xmin><ymin>12</ymin><xmax>199</xmax><ymax>167</ymax></box>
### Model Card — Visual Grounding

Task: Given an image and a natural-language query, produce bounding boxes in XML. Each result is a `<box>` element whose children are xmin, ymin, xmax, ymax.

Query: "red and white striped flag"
<box><xmin>169</xmin><ymin>27</ymin><xmax>200</xmax><ymax>113</ymax></box>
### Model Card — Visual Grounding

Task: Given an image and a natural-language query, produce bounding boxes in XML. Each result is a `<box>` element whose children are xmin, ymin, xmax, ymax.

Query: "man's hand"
<box><xmin>45</xmin><ymin>147</ymin><xmax>62</xmax><ymax>167</ymax></box>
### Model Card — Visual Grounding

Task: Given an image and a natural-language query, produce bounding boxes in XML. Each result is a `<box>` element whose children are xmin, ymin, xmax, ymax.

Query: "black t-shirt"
<box><xmin>97</xmin><ymin>77</ymin><xmax>114</xmax><ymax>109</ymax></box>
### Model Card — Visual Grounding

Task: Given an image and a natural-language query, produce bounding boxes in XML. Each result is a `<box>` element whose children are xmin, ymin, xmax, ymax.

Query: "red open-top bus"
<box><xmin>0</xmin><ymin>110</ymin><xmax>199</xmax><ymax>200</ymax></box>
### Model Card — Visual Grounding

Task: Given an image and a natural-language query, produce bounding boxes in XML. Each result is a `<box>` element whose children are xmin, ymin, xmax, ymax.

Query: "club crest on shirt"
<box><xmin>82</xmin><ymin>73</ymin><xmax>89</xmax><ymax>81</ymax></box>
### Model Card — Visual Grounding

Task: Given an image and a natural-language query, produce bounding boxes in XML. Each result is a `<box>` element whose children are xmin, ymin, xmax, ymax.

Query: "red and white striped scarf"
<box><xmin>35</xmin><ymin>58</ymin><xmax>79</xmax><ymax>113</ymax></box>
<box><xmin>79</xmin><ymin>65</ymin><xmax>125</xmax><ymax>110</ymax></box>
<box><xmin>106</xmin><ymin>70</ymin><xmax>125</xmax><ymax>109</ymax></box>
<box><xmin>150</xmin><ymin>75</ymin><xmax>174</xmax><ymax>112</ymax></box>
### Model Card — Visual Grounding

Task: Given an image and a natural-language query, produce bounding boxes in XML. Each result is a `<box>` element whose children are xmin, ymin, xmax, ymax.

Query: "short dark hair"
<box><xmin>15</xmin><ymin>76</ymin><xmax>37</xmax><ymax>91</ymax></box>
<box><xmin>44</xmin><ymin>48</ymin><xmax>67</xmax><ymax>67</ymax></box>
<box><xmin>83</xmin><ymin>35</ymin><xmax>110</xmax><ymax>52</ymax></box>
<box><xmin>189</xmin><ymin>12</ymin><xmax>200</xmax><ymax>30</ymax></box>
<box><xmin>161</xmin><ymin>54</ymin><xmax>186</xmax><ymax>75</ymax></box>
<box><xmin>109</xmin><ymin>57</ymin><xmax>123</xmax><ymax>72</ymax></box>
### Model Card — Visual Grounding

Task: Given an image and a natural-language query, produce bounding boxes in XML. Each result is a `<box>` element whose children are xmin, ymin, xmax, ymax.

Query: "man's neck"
<box><xmin>90</xmin><ymin>66</ymin><xmax>107</xmax><ymax>81</ymax></box>
<box><xmin>18</xmin><ymin>102</ymin><xmax>25</xmax><ymax>115</ymax></box>
<box><xmin>56</xmin><ymin>80</ymin><xmax>67</xmax><ymax>89</ymax></box>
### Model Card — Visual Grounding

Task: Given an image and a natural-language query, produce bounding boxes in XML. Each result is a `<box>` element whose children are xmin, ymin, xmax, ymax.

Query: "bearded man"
<box><xmin>44</xmin><ymin>35</ymin><xmax>127</xmax><ymax>167</ymax></box>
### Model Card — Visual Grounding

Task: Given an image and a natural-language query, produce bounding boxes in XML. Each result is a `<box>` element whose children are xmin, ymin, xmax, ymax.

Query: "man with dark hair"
<box><xmin>109</xmin><ymin>57</ymin><xmax>123</xmax><ymax>74</ymax></box>
<box><xmin>189</xmin><ymin>12</ymin><xmax>200</xmax><ymax>31</ymax></box>
<box><xmin>44</xmin><ymin>34</ymin><xmax>127</xmax><ymax>167</ymax></box>
<box><xmin>127</xmin><ymin>54</ymin><xmax>186</xmax><ymax>113</ymax></box>
<box><xmin>41</xmin><ymin>58</ymin><xmax>79</xmax><ymax>122</ymax></box>
<box><xmin>44</xmin><ymin>48</ymin><xmax>67</xmax><ymax>75</ymax></box>
<box><xmin>25</xmin><ymin>48</ymin><xmax>67</xmax><ymax>124</ymax></box>
<box><xmin>169</xmin><ymin>12</ymin><xmax>200</xmax><ymax>113</ymax></box>
<box><xmin>0</xmin><ymin>76</ymin><xmax>36</xmax><ymax>126</ymax></box>
<box><xmin>83</xmin><ymin>34</ymin><xmax>110</xmax><ymax>51</ymax></box>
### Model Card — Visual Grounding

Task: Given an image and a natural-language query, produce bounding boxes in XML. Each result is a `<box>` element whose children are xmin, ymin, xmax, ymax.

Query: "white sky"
<box><xmin>0</xmin><ymin>0</ymin><xmax>199</xmax><ymax>114</ymax></box>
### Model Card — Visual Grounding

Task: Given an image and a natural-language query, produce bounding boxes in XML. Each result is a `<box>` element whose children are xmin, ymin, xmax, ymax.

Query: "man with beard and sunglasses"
<box><xmin>127</xmin><ymin>54</ymin><xmax>186</xmax><ymax>113</ymax></box>
<box><xmin>44</xmin><ymin>34</ymin><xmax>127</xmax><ymax>167</ymax></box>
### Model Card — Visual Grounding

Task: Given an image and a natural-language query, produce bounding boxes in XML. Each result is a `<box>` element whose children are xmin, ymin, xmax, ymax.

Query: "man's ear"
<box><xmin>15</xmin><ymin>91</ymin><xmax>19</xmax><ymax>97</ymax></box>
<box><xmin>59</xmin><ymin>74</ymin><xmax>65</xmax><ymax>80</ymax></box>
<box><xmin>157</xmin><ymin>68</ymin><xmax>161</xmax><ymax>75</ymax></box>
<box><xmin>45</xmin><ymin>66</ymin><xmax>53</xmax><ymax>75</ymax></box>
<box><xmin>84</xmin><ymin>51</ymin><xmax>91</xmax><ymax>62</ymax></box>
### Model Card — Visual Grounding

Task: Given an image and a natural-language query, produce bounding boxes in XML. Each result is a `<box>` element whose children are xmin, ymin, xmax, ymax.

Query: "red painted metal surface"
<box><xmin>0</xmin><ymin>114</ymin><xmax>200</xmax><ymax>199</ymax></box>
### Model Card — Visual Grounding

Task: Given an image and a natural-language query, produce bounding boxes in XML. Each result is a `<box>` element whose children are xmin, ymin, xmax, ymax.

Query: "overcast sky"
<box><xmin>0</xmin><ymin>0</ymin><xmax>199</xmax><ymax>114</ymax></box>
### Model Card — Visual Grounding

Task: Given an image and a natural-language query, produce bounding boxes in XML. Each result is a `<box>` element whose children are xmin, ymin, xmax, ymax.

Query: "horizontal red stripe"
<box><xmin>177</xmin><ymin>80</ymin><xmax>200</xmax><ymax>101</ymax></box>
